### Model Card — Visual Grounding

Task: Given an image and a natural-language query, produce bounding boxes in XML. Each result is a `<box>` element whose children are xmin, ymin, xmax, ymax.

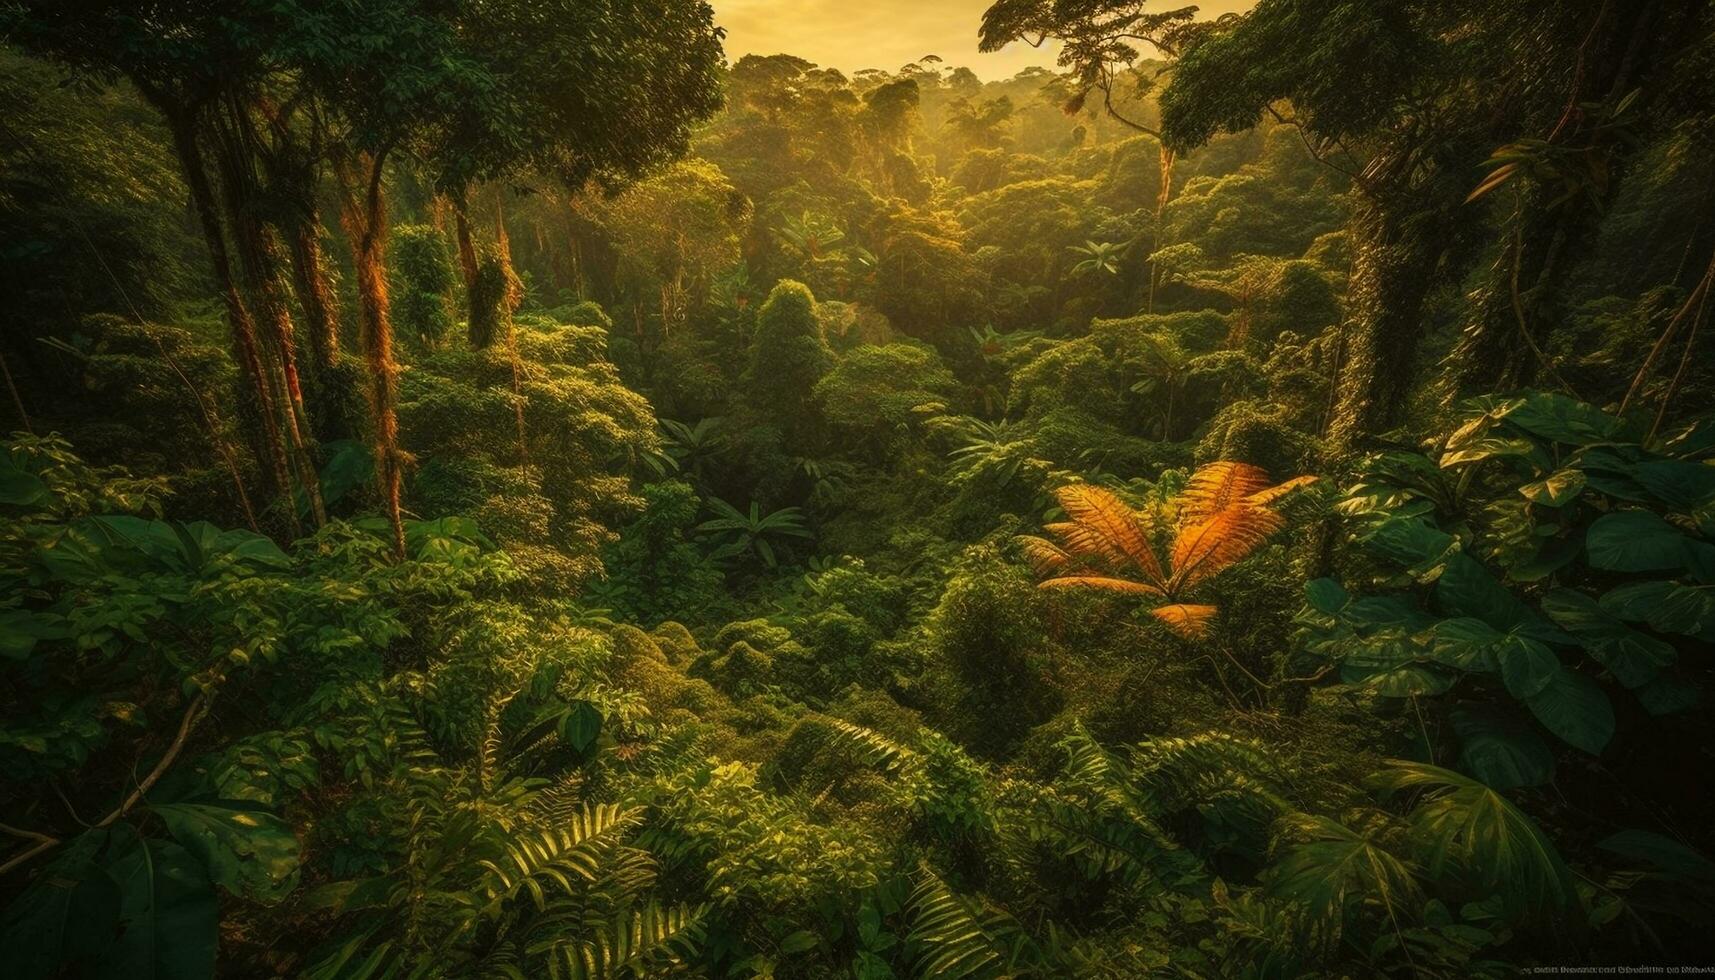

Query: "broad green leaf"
<box><xmin>1519</xmin><ymin>468</ymin><xmax>1585</xmax><ymax>507</ymax></box>
<box><xmin>1451</xmin><ymin>704</ymin><xmax>1555</xmax><ymax>789</ymax></box>
<box><xmin>1575</xmin><ymin>446</ymin><xmax>1654</xmax><ymax>502</ymax></box>
<box><xmin>299</xmin><ymin>875</ymin><xmax>394</xmax><ymax>914</ymax></box>
<box><xmin>0</xmin><ymin>608</ymin><xmax>69</xmax><ymax>661</ymax></box>
<box><xmin>1342</xmin><ymin>639</ymin><xmax>1454</xmax><ymax>696</ymax></box>
<box><xmin>1685</xmin><ymin>540</ymin><xmax>1715</xmax><ymax>584</ymax></box>
<box><xmin>208</xmin><ymin>528</ymin><xmax>290</xmax><ymax>569</ymax></box>
<box><xmin>316</xmin><ymin>440</ymin><xmax>374</xmax><ymax>508</ymax></box>
<box><xmin>1601</xmin><ymin>581</ymin><xmax>1715</xmax><ymax>640</ymax></box>
<box><xmin>1632</xmin><ymin>673</ymin><xmax>1700</xmax><ymax>716</ymax></box>
<box><xmin>1440</xmin><ymin>436</ymin><xmax>1539</xmax><ymax>468</ymax></box>
<box><xmin>1599</xmin><ymin>830</ymin><xmax>1715</xmax><ymax>882</ymax></box>
<box><xmin>0</xmin><ymin>461</ymin><xmax>49</xmax><ymax>506</ymax></box>
<box><xmin>105</xmin><ymin>835</ymin><xmax>219</xmax><ymax>980</ymax></box>
<box><xmin>84</xmin><ymin>516</ymin><xmax>194</xmax><ymax>571</ymax></box>
<box><xmin>1586</xmin><ymin>511</ymin><xmax>1689</xmax><ymax>572</ymax></box>
<box><xmin>1632</xmin><ymin>459</ymin><xmax>1715</xmax><ymax>511</ymax></box>
<box><xmin>560</xmin><ymin>699</ymin><xmax>603</xmax><ymax>753</ymax></box>
<box><xmin>1541</xmin><ymin>589</ymin><xmax>1675</xmax><ymax>689</ymax></box>
<box><xmin>0</xmin><ymin>830</ymin><xmax>120</xmax><ymax>980</ymax></box>
<box><xmin>1434</xmin><ymin>555</ymin><xmax>1557</xmax><ymax>639</ymax></box>
<box><xmin>1522</xmin><ymin>669</ymin><xmax>1615</xmax><ymax>754</ymax></box>
<box><xmin>154</xmin><ymin>803</ymin><xmax>301</xmax><ymax>904</ymax></box>
<box><xmin>1498</xmin><ymin>636</ymin><xmax>1559</xmax><ymax>699</ymax></box>
<box><xmin>1305</xmin><ymin>578</ymin><xmax>1348</xmax><ymax>615</ymax></box>
<box><xmin>1502</xmin><ymin>392</ymin><xmax>1623</xmax><ymax>445</ymax></box>
<box><xmin>1506</xmin><ymin>534</ymin><xmax>1583</xmax><ymax>582</ymax></box>
<box><xmin>1427</xmin><ymin>618</ymin><xmax>1505</xmax><ymax>672</ymax></box>
<box><xmin>1345</xmin><ymin>595</ymin><xmax>1436</xmax><ymax>629</ymax></box>
<box><xmin>1361</xmin><ymin>516</ymin><xmax>1457</xmax><ymax>571</ymax></box>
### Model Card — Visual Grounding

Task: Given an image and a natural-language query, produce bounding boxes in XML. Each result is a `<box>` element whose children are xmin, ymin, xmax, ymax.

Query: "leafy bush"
<box><xmin>1299</xmin><ymin>393</ymin><xmax>1713</xmax><ymax>787</ymax></box>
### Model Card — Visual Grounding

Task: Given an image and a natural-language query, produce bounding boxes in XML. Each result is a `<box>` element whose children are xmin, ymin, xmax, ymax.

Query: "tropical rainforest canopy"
<box><xmin>2</xmin><ymin>0</ymin><xmax>1714</xmax><ymax>976</ymax></box>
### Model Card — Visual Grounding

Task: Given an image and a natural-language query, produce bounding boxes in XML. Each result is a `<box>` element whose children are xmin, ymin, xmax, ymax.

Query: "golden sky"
<box><xmin>714</xmin><ymin>0</ymin><xmax>1258</xmax><ymax>80</ymax></box>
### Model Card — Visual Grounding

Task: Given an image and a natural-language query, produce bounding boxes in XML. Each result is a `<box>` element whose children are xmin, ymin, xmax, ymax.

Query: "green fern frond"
<box><xmin>1057</xmin><ymin>724</ymin><xmax>1126</xmax><ymax>792</ymax></box>
<box><xmin>383</xmin><ymin>694</ymin><xmax>441</xmax><ymax>772</ymax></box>
<box><xmin>905</xmin><ymin>868</ymin><xmax>1036</xmax><ymax>978</ymax></box>
<box><xmin>547</xmin><ymin>903</ymin><xmax>707</xmax><ymax>980</ymax></box>
<box><xmin>1130</xmin><ymin>732</ymin><xmax>1296</xmax><ymax>818</ymax></box>
<box><xmin>821</xmin><ymin>717</ymin><xmax>918</xmax><ymax>775</ymax></box>
<box><xmin>527</xmin><ymin>772</ymin><xmax>588</xmax><ymax>825</ymax></box>
<box><xmin>480</xmin><ymin>804</ymin><xmax>643</xmax><ymax>911</ymax></box>
<box><xmin>1021</xmin><ymin>788</ymin><xmax>1189</xmax><ymax>883</ymax></box>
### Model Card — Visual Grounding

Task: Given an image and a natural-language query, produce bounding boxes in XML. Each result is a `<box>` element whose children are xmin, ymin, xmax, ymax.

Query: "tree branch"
<box><xmin>0</xmin><ymin>693</ymin><xmax>211</xmax><ymax>877</ymax></box>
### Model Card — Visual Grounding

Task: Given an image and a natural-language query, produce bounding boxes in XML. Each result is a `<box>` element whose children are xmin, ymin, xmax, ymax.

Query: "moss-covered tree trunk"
<box><xmin>1448</xmin><ymin>191</ymin><xmax>1587</xmax><ymax>396</ymax></box>
<box><xmin>1317</xmin><ymin>177</ymin><xmax>1481</xmax><ymax>456</ymax></box>
<box><xmin>340</xmin><ymin>152</ymin><xmax>408</xmax><ymax>559</ymax></box>
<box><xmin>158</xmin><ymin>100</ymin><xmax>298</xmax><ymax>531</ymax></box>
<box><xmin>1449</xmin><ymin>1</ymin><xmax>1681</xmax><ymax>398</ymax></box>
<box><xmin>288</xmin><ymin>215</ymin><xmax>341</xmax><ymax>377</ymax></box>
<box><xmin>1325</xmin><ymin>198</ymin><xmax>1451</xmax><ymax>452</ymax></box>
<box><xmin>453</xmin><ymin>194</ymin><xmax>480</xmax><ymax>293</ymax></box>
<box><xmin>211</xmin><ymin>107</ymin><xmax>327</xmax><ymax>528</ymax></box>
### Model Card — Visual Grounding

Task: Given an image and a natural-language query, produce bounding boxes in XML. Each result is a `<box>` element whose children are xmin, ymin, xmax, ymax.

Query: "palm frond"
<box><xmin>1018</xmin><ymin>726</ymin><xmax>1201</xmax><ymax>883</ymax></box>
<box><xmin>1039</xmin><ymin>575</ymin><xmax>1165</xmax><ymax>596</ymax></box>
<box><xmin>1243</xmin><ymin>474</ymin><xmax>1318</xmax><ymax>508</ymax></box>
<box><xmin>1179</xmin><ymin>461</ymin><xmax>1275</xmax><ymax>523</ymax></box>
<box><xmin>1371</xmin><ymin>761</ymin><xmax>1579</xmax><ymax>920</ymax></box>
<box><xmin>1168</xmin><ymin>505</ymin><xmax>1283</xmax><ymax>590</ymax></box>
<box><xmin>821</xmin><ymin>717</ymin><xmax>918</xmax><ymax>775</ymax></box>
<box><xmin>906</xmin><ymin>869</ymin><xmax>1028</xmax><ymax>979</ymax></box>
<box><xmin>1042</xmin><ymin>520</ymin><xmax>1128</xmax><ymax>568</ymax></box>
<box><xmin>1150</xmin><ymin>602</ymin><xmax>1218</xmax><ymax>638</ymax></box>
<box><xmin>527</xmin><ymin>772</ymin><xmax>588</xmax><ymax>825</ymax></box>
<box><xmin>1053</xmin><ymin>483</ymin><xmax>1166</xmax><ymax>586</ymax></box>
<box><xmin>1015</xmin><ymin>535</ymin><xmax>1072</xmax><ymax>576</ymax></box>
<box><xmin>1264</xmin><ymin>812</ymin><xmax>1423</xmax><ymax>950</ymax></box>
<box><xmin>1131</xmin><ymin>732</ymin><xmax>1296</xmax><ymax>818</ymax></box>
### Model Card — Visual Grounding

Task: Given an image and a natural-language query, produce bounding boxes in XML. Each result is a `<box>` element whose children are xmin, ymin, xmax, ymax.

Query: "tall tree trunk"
<box><xmin>1326</xmin><ymin>197</ymin><xmax>1452</xmax><ymax>453</ymax></box>
<box><xmin>212</xmin><ymin>108</ymin><xmax>327</xmax><ymax>528</ymax></box>
<box><xmin>158</xmin><ymin>100</ymin><xmax>297</xmax><ymax>531</ymax></box>
<box><xmin>0</xmin><ymin>345</ymin><xmax>32</xmax><ymax>435</ymax></box>
<box><xmin>453</xmin><ymin>190</ymin><xmax>479</xmax><ymax>291</ymax></box>
<box><xmin>340</xmin><ymin>152</ymin><xmax>408</xmax><ymax>559</ymax></box>
<box><xmin>288</xmin><ymin>216</ymin><xmax>341</xmax><ymax>376</ymax></box>
<box><xmin>1146</xmin><ymin>146</ymin><xmax>1175</xmax><ymax>314</ymax></box>
<box><xmin>1448</xmin><ymin>192</ymin><xmax>1584</xmax><ymax>396</ymax></box>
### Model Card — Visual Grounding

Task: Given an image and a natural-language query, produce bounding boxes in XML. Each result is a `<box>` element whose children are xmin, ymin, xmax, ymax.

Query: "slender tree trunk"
<box><xmin>494</xmin><ymin>204</ymin><xmax>531</xmax><ymax>469</ymax></box>
<box><xmin>340</xmin><ymin>152</ymin><xmax>408</xmax><ymax>559</ymax></box>
<box><xmin>454</xmin><ymin>190</ymin><xmax>479</xmax><ymax>291</ymax></box>
<box><xmin>254</xmin><ymin>228</ymin><xmax>328</xmax><ymax>527</ymax></box>
<box><xmin>1448</xmin><ymin>190</ymin><xmax>1577</xmax><ymax>395</ymax></box>
<box><xmin>0</xmin><ymin>346</ymin><xmax>31</xmax><ymax>434</ymax></box>
<box><xmin>159</xmin><ymin>102</ymin><xmax>297</xmax><ymax>530</ymax></box>
<box><xmin>288</xmin><ymin>215</ymin><xmax>341</xmax><ymax>376</ymax></box>
<box><xmin>1450</xmin><ymin>2</ymin><xmax>1672</xmax><ymax>399</ymax></box>
<box><xmin>212</xmin><ymin>109</ymin><xmax>326</xmax><ymax>528</ymax></box>
<box><xmin>1146</xmin><ymin>146</ymin><xmax>1175</xmax><ymax>314</ymax></box>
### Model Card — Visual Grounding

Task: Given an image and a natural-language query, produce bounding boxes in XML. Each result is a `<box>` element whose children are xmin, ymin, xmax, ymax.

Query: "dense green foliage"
<box><xmin>3</xmin><ymin>1</ymin><xmax>1714</xmax><ymax>976</ymax></box>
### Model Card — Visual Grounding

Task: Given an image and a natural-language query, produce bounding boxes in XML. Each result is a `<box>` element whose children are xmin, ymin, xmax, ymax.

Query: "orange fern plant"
<box><xmin>1017</xmin><ymin>462</ymin><xmax>1315</xmax><ymax>639</ymax></box>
